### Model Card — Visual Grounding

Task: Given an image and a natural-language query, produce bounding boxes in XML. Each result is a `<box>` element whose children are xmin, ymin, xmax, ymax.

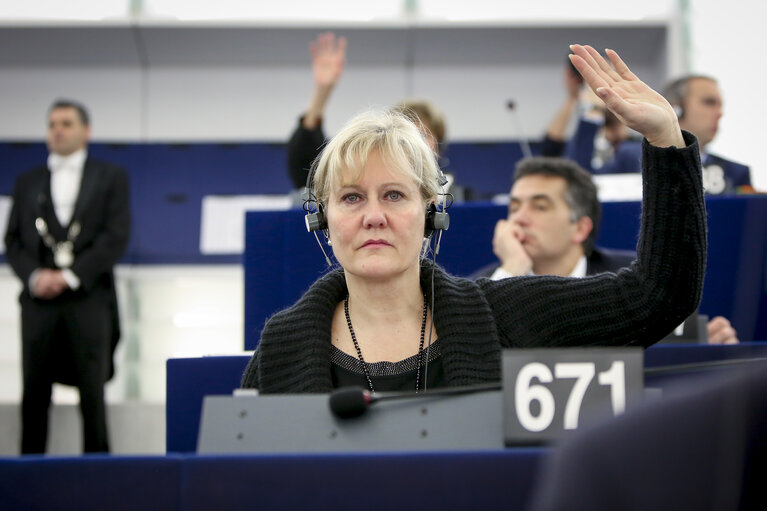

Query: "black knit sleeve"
<box><xmin>240</xmin><ymin>348</ymin><xmax>261</xmax><ymax>389</ymax></box>
<box><xmin>481</xmin><ymin>131</ymin><xmax>706</xmax><ymax>349</ymax></box>
<box><xmin>287</xmin><ymin>115</ymin><xmax>327</xmax><ymax>189</ymax></box>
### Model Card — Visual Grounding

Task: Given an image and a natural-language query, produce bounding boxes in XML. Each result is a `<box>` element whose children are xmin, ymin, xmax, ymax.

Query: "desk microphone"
<box><xmin>330</xmin><ymin>358</ymin><xmax>767</xmax><ymax>418</ymax></box>
<box><xmin>328</xmin><ymin>383</ymin><xmax>500</xmax><ymax>419</ymax></box>
<box><xmin>506</xmin><ymin>99</ymin><xmax>533</xmax><ymax>159</ymax></box>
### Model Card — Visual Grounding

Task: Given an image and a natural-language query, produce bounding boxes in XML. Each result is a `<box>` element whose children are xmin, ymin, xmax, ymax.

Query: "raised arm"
<box><xmin>287</xmin><ymin>32</ymin><xmax>348</xmax><ymax>188</ymax></box>
<box><xmin>485</xmin><ymin>46</ymin><xmax>705</xmax><ymax>349</ymax></box>
<box><xmin>303</xmin><ymin>32</ymin><xmax>347</xmax><ymax>130</ymax></box>
<box><xmin>542</xmin><ymin>63</ymin><xmax>584</xmax><ymax>154</ymax></box>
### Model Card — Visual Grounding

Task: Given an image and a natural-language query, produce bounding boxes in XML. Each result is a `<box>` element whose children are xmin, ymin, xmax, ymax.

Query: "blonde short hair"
<box><xmin>311</xmin><ymin>108</ymin><xmax>442</xmax><ymax>205</ymax></box>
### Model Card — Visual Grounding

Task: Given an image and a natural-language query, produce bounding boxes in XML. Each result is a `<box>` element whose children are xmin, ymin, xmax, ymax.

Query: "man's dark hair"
<box><xmin>662</xmin><ymin>75</ymin><xmax>717</xmax><ymax>111</ymax></box>
<box><xmin>513</xmin><ymin>157</ymin><xmax>601</xmax><ymax>255</ymax></box>
<box><xmin>49</xmin><ymin>99</ymin><xmax>90</xmax><ymax>126</ymax></box>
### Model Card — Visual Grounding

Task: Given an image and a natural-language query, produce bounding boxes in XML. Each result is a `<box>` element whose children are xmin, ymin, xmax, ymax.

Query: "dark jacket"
<box><xmin>4</xmin><ymin>158</ymin><xmax>130</xmax><ymax>383</ymax></box>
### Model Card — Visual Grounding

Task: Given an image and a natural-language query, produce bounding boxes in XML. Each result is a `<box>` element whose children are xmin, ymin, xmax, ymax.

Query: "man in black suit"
<box><xmin>470</xmin><ymin>157</ymin><xmax>737</xmax><ymax>344</ymax></box>
<box><xmin>4</xmin><ymin>99</ymin><xmax>130</xmax><ymax>454</ymax></box>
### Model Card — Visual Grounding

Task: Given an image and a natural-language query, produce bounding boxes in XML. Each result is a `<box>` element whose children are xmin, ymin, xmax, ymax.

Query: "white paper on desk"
<box><xmin>0</xmin><ymin>196</ymin><xmax>12</xmax><ymax>254</ymax></box>
<box><xmin>200</xmin><ymin>195</ymin><xmax>292</xmax><ymax>255</ymax></box>
<box><xmin>593</xmin><ymin>174</ymin><xmax>643</xmax><ymax>202</ymax></box>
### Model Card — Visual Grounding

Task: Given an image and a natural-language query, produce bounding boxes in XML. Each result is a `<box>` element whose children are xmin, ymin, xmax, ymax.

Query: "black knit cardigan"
<box><xmin>242</xmin><ymin>133</ymin><xmax>706</xmax><ymax>393</ymax></box>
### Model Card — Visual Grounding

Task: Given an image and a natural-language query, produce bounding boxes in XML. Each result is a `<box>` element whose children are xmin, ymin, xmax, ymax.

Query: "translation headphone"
<box><xmin>303</xmin><ymin>168</ymin><xmax>451</xmax><ymax>242</ymax></box>
<box><xmin>424</xmin><ymin>202</ymin><xmax>450</xmax><ymax>237</ymax></box>
<box><xmin>305</xmin><ymin>200</ymin><xmax>450</xmax><ymax>238</ymax></box>
<box><xmin>672</xmin><ymin>103</ymin><xmax>684</xmax><ymax>120</ymax></box>
<box><xmin>304</xmin><ymin>201</ymin><xmax>327</xmax><ymax>234</ymax></box>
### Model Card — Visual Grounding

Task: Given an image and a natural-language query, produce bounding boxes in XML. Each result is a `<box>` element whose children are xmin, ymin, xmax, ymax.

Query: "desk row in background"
<box><xmin>245</xmin><ymin>197</ymin><xmax>767</xmax><ymax>346</ymax></box>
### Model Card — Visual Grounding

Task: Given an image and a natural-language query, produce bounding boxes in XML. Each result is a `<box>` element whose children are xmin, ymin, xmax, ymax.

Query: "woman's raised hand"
<box><xmin>569</xmin><ymin>44</ymin><xmax>684</xmax><ymax>148</ymax></box>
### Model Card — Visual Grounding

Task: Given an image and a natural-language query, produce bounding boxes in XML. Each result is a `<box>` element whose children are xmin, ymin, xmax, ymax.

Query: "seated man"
<box><xmin>662</xmin><ymin>75</ymin><xmax>751</xmax><ymax>194</ymax></box>
<box><xmin>471</xmin><ymin>157</ymin><xmax>738</xmax><ymax>344</ymax></box>
<box><xmin>543</xmin><ymin>69</ymin><xmax>751</xmax><ymax>195</ymax></box>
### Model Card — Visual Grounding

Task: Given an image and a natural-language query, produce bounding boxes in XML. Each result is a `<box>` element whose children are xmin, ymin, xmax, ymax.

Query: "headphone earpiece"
<box><xmin>424</xmin><ymin>203</ymin><xmax>450</xmax><ymax>238</ymax></box>
<box><xmin>303</xmin><ymin>166</ymin><xmax>333</xmax><ymax>266</ymax></box>
<box><xmin>304</xmin><ymin>202</ymin><xmax>327</xmax><ymax>234</ymax></box>
<box><xmin>672</xmin><ymin>103</ymin><xmax>684</xmax><ymax>120</ymax></box>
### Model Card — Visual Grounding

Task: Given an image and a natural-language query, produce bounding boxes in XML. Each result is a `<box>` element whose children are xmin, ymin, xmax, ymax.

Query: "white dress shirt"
<box><xmin>48</xmin><ymin>149</ymin><xmax>86</xmax><ymax>227</ymax></box>
<box><xmin>490</xmin><ymin>255</ymin><xmax>587</xmax><ymax>280</ymax></box>
<box><xmin>29</xmin><ymin>150</ymin><xmax>86</xmax><ymax>294</ymax></box>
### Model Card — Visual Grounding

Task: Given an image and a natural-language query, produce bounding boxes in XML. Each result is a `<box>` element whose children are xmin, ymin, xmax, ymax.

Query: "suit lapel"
<box><xmin>33</xmin><ymin>167</ymin><xmax>52</xmax><ymax>218</ymax></box>
<box><xmin>71</xmin><ymin>159</ymin><xmax>99</xmax><ymax>225</ymax></box>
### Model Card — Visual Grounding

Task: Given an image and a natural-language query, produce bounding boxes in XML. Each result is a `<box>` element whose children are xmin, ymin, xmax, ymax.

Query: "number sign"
<box><xmin>502</xmin><ymin>348</ymin><xmax>643</xmax><ymax>445</ymax></box>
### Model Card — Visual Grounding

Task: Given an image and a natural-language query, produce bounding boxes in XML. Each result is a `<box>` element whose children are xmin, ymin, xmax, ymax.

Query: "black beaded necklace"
<box><xmin>343</xmin><ymin>293</ymin><xmax>428</xmax><ymax>393</ymax></box>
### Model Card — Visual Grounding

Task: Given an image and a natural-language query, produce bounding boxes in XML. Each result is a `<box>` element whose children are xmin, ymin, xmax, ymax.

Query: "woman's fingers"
<box><xmin>569</xmin><ymin>53</ymin><xmax>609</xmax><ymax>91</ymax></box>
<box><xmin>595</xmin><ymin>86</ymin><xmax>630</xmax><ymax>119</ymax></box>
<box><xmin>583</xmin><ymin>45</ymin><xmax>620</xmax><ymax>84</ymax></box>
<box><xmin>605</xmin><ymin>48</ymin><xmax>638</xmax><ymax>81</ymax></box>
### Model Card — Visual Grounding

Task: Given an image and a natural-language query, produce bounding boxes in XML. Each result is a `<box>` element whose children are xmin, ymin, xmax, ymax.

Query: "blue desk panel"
<box><xmin>245</xmin><ymin>197</ymin><xmax>767</xmax><ymax>348</ymax></box>
<box><xmin>182</xmin><ymin>450</ymin><xmax>543</xmax><ymax>511</ymax></box>
<box><xmin>0</xmin><ymin>455</ymin><xmax>182</xmax><ymax>511</ymax></box>
<box><xmin>166</xmin><ymin>357</ymin><xmax>249</xmax><ymax>454</ymax></box>
<box><xmin>0</xmin><ymin>450</ymin><xmax>543</xmax><ymax>511</ymax></box>
<box><xmin>165</xmin><ymin>344</ymin><xmax>767</xmax><ymax>454</ymax></box>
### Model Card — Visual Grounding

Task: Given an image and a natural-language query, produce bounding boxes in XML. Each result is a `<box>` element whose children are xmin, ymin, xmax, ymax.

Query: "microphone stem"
<box><xmin>374</xmin><ymin>382</ymin><xmax>500</xmax><ymax>403</ymax></box>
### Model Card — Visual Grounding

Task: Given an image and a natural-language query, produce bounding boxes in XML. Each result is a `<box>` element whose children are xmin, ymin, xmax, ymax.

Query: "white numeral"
<box><xmin>515</xmin><ymin>360</ymin><xmax>627</xmax><ymax>432</ymax></box>
<box><xmin>598</xmin><ymin>360</ymin><xmax>626</xmax><ymax>415</ymax></box>
<box><xmin>515</xmin><ymin>363</ymin><xmax>555</xmax><ymax>432</ymax></box>
<box><xmin>554</xmin><ymin>363</ymin><xmax>595</xmax><ymax>429</ymax></box>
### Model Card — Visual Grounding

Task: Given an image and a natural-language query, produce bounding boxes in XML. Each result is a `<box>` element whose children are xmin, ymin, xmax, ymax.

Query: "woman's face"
<box><xmin>326</xmin><ymin>149</ymin><xmax>426</xmax><ymax>281</ymax></box>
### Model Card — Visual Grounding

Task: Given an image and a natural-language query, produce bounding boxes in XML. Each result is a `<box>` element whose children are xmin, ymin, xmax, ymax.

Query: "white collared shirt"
<box><xmin>567</xmin><ymin>255</ymin><xmax>588</xmax><ymax>278</ymax></box>
<box><xmin>48</xmin><ymin>148</ymin><xmax>86</xmax><ymax>227</ymax></box>
<box><xmin>31</xmin><ymin>149</ymin><xmax>87</xmax><ymax>292</ymax></box>
<box><xmin>490</xmin><ymin>255</ymin><xmax>587</xmax><ymax>280</ymax></box>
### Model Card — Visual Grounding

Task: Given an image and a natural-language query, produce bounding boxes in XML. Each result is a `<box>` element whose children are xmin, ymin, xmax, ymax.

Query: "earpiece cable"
<box><xmin>313</xmin><ymin>231</ymin><xmax>333</xmax><ymax>267</ymax></box>
<box><xmin>423</xmin><ymin>234</ymin><xmax>437</xmax><ymax>392</ymax></box>
<box><xmin>424</xmin><ymin>174</ymin><xmax>451</xmax><ymax>391</ymax></box>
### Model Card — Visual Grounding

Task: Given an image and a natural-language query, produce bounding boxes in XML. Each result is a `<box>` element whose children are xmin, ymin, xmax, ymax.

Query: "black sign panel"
<box><xmin>502</xmin><ymin>348</ymin><xmax>644</xmax><ymax>445</ymax></box>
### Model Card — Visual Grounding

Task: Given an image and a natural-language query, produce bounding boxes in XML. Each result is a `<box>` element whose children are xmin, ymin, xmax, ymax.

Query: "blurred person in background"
<box><xmin>4</xmin><ymin>99</ymin><xmax>130</xmax><ymax>454</ymax></box>
<box><xmin>285</xmin><ymin>32</ymin><xmax>469</xmax><ymax>200</ymax></box>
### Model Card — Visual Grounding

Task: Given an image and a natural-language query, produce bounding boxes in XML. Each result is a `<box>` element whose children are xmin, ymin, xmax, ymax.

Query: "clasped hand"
<box><xmin>33</xmin><ymin>268</ymin><xmax>68</xmax><ymax>300</ymax></box>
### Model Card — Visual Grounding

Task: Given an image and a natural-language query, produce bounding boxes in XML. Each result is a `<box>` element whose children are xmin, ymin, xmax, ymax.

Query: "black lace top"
<box><xmin>330</xmin><ymin>340</ymin><xmax>445</xmax><ymax>392</ymax></box>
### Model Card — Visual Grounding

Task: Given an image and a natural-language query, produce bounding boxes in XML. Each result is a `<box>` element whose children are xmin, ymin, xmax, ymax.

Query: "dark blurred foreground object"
<box><xmin>528</xmin><ymin>364</ymin><xmax>767</xmax><ymax>511</ymax></box>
